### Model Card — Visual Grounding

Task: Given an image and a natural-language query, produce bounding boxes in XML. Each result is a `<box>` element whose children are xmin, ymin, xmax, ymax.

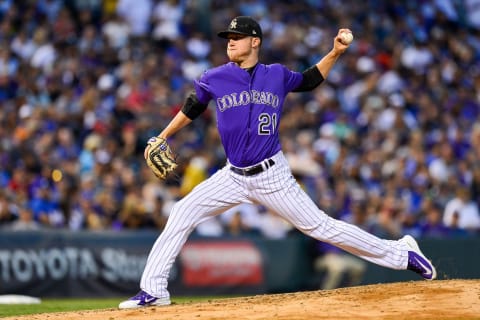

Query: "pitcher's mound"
<box><xmin>8</xmin><ymin>279</ymin><xmax>480</xmax><ymax>320</ymax></box>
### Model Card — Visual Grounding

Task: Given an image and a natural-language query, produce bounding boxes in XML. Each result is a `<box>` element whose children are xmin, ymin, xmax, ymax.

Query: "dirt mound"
<box><xmin>7</xmin><ymin>279</ymin><xmax>480</xmax><ymax>320</ymax></box>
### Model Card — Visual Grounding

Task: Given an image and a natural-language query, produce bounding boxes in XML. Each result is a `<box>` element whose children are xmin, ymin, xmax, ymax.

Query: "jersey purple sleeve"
<box><xmin>193</xmin><ymin>73</ymin><xmax>213</xmax><ymax>105</ymax></box>
<box><xmin>280</xmin><ymin>64</ymin><xmax>303</xmax><ymax>92</ymax></box>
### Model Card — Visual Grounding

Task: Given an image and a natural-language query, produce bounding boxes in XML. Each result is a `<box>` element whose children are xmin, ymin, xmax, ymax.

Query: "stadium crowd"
<box><xmin>0</xmin><ymin>0</ymin><xmax>480</xmax><ymax>239</ymax></box>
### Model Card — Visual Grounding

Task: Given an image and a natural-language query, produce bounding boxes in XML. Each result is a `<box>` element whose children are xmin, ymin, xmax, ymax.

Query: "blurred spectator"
<box><xmin>0</xmin><ymin>0</ymin><xmax>12</xmax><ymax>19</ymax></box>
<box><xmin>116</xmin><ymin>0</ymin><xmax>152</xmax><ymax>38</ymax></box>
<box><xmin>0</xmin><ymin>190</ymin><xmax>16</xmax><ymax>225</ymax></box>
<box><xmin>36</xmin><ymin>0</ymin><xmax>63</xmax><ymax>23</ymax></box>
<box><xmin>151</xmin><ymin>0</ymin><xmax>184</xmax><ymax>42</ymax></box>
<box><xmin>10</xmin><ymin>28</ymin><xmax>36</xmax><ymax>61</ymax></box>
<box><xmin>418</xmin><ymin>197</ymin><xmax>454</xmax><ymax>238</ymax></box>
<box><xmin>180</xmin><ymin>154</ymin><xmax>209</xmax><ymax>197</ymax></box>
<box><xmin>194</xmin><ymin>216</ymin><xmax>224</xmax><ymax>237</ymax></box>
<box><xmin>79</xmin><ymin>133</ymin><xmax>101</xmax><ymax>176</ymax></box>
<box><xmin>443</xmin><ymin>186</ymin><xmax>480</xmax><ymax>231</ymax></box>
<box><xmin>465</xmin><ymin>0</ymin><xmax>480</xmax><ymax>30</ymax></box>
<box><xmin>102</xmin><ymin>12</ymin><xmax>131</xmax><ymax>49</ymax></box>
<box><xmin>8</xmin><ymin>205</ymin><xmax>41</xmax><ymax>231</ymax></box>
<box><xmin>220</xmin><ymin>203</ymin><xmax>262</xmax><ymax>237</ymax></box>
<box><xmin>30</xmin><ymin>27</ymin><xmax>56</xmax><ymax>72</ymax></box>
<box><xmin>68</xmin><ymin>173</ymin><xmax>97</xmax><ymax>230</ymax></box>
<box><xmin>150</xmin><ymin>194</ymin><xmax>169</xmax><ymax>230</ymax></box>
<box><xmin>367</xmin><ymin>193</ymin><xmax>403</xmax><ymax>239</ymax></box>
<box><xmin>28</xmin><ymin>175</ymin><xmax>64</xmax><ymax>228</ymax></box>
<box><xmin>257</xmin><ymin>207</ymin><xmax>294</xmax><ymax>239</ymax></box>
<box><xmin>119</xmin><ymin>186</ymin><xmax>153</xmax><ymax>229</ymax></box>
<box><xmin>78</xmin><ymin>24</ymin><xmax>104</xmax><ymax>54</ymax></box>
<box><xmin>52</xmin><ymin>7</ymin><xmax>76</xmax><ymax>45</ymax></box>
<box><xmin>314</xmin><ymin>242</ymin><xmax>366</xmax><ymax>290</ymax></box>
<box><xmin>52</xmin><ymin>127</ymin><xmax>81</xmax><ymax>161</ymax></box>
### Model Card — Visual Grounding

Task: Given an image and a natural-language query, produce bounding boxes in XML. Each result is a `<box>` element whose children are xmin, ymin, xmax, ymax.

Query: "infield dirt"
<box><xmin>4</xmin><ymin>279</ymin><xmax>480</xmax><ymax>320</ymax></box>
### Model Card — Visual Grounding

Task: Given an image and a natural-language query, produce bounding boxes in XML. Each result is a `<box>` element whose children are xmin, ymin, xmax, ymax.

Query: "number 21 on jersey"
<box><xmin>258</xmin><ymin>113</ymin><xmax>277</xmax><ymax>135</ymax></box>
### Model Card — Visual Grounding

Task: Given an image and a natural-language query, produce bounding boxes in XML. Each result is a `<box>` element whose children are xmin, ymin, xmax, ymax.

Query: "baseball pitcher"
<box><xmin>119</xmin><ymin>16</ymin><xmax>436</xmax><ymax>309</ymax></box>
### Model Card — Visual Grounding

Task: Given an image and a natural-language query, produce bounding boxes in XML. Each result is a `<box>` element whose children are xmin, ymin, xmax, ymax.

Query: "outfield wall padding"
<box><xmin>0</xmin><ymin>230</ymin><xmax>477</xmax><ymax>297</ymax></box>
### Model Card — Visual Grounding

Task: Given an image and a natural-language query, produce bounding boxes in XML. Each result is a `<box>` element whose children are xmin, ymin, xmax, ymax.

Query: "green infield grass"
<box><xmin>0</xmin><ymin>296</ymin><xmax>215</xmax><ymax>318</ymax></box>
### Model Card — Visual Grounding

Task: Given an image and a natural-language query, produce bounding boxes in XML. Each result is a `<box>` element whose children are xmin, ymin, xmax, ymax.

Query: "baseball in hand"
<box><xmin>340</xmin><ymin>31</ymin><xmax>354</xmax><ymax>45</ymax></box>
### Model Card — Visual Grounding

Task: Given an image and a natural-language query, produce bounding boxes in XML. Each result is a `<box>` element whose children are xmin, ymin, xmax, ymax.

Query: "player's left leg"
<box><xmin>119</xmin><ymin>166</ymin><xmax>250</xmax><ymax>309</ymax></box>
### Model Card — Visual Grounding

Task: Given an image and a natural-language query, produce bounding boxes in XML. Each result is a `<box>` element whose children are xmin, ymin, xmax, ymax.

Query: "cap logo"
<box><xmin>252</xmin><ymin>30</ymin><xmax>256</xmax><ymax>34</ymax></box>
<box><xmin>230</xmin><ymin>19</ymin><xmax>237</xmax><ymax>30</ymax></box>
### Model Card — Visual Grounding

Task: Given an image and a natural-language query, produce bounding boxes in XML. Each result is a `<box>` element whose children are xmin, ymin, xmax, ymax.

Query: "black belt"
<box><xmin>230</xmin><ymin>159</ymin><xmax>275</xmax><ymax>176</ymax></box>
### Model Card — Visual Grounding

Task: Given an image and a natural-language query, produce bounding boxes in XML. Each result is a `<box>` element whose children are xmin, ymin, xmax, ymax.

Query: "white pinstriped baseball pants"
<box><xmin>140</xmin><ymin>151</ymin><xmax>409</xmax><ymax>299</ymax></box>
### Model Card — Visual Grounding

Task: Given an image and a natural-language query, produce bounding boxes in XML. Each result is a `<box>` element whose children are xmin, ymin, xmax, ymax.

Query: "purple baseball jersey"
<box><xmin>194</xmin><ymin>62</ymin><xmax>303</xmax><ymax>167</ymax></box>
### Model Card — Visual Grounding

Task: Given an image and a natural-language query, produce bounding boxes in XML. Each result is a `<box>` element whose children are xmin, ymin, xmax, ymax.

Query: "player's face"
<box><xmin>226</xmin><ymin>34</ymin><xmax>256</xmax><ymax>63</ymax></box>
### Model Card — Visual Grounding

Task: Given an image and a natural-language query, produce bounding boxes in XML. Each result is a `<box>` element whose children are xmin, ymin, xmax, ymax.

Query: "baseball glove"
<box><xmin>145</xmin><ymin>137</ymin><xmax>178</xmax><ymax>179</ymax></box>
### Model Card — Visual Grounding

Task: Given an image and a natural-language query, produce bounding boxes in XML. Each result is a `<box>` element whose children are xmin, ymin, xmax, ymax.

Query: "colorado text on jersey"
<box><xmin>217</xmin><ymin>90</ymin><xmax>280</xmax><ymax>112</ymax></box>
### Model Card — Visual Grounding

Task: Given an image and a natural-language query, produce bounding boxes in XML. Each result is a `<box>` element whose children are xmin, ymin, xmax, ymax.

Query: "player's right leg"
<box><xmin>250</xmin><ymin>152</ymin><xmax>436</xmax><ymax>280</ymax></box>
<box><xmin>119</xmin><ymin>166</ymin><xmax>249</xmax><ymax>309</ymax></box>
<box><xmin>266</xmin><ymin>188</ymin><xmax>436</xmax><ymax>279</ymax></box>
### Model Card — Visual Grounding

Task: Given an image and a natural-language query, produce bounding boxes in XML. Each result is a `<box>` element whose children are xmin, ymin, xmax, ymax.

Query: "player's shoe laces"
<box><xmin>118</xmin><ymin>290</ymin><xmax>171</xmax><ymax>309</ymax></box>
<box><xmin>403</xmin><ymin>235</ymin><xmax>437</xmax><ymax>280</ymax></box>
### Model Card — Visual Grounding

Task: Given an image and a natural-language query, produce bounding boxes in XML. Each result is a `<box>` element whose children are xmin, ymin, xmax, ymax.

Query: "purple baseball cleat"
<box><xmin>403</xmin><ymin>235</ymin><xmax>437</xmax><ymax>280</ymax></box>
<box><xmin>118</xmin><ymin>290</ymin><xmax>171</xmax><ymax>309</ymax></box>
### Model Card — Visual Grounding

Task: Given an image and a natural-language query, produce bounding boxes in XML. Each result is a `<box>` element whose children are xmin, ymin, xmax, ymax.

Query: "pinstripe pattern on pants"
<box><xmin>140</xmin><ymin>151</ymin><xmax>409</xmax><ymax>298</ymax></box>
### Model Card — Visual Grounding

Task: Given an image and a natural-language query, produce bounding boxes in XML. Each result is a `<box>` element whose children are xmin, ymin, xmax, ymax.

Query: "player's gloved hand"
<box><xmin>145</xmin><ymin>136</ymin><xmax>178</xmax><ymax>179</ymax></box>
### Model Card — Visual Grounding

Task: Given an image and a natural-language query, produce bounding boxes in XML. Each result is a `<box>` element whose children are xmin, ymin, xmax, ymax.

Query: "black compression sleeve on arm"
<box><xmin>181</xmin><ymin>91</ymin><xmax>208</xmax><ymax>120</ymax></box>
<box><xmin>293</xmin><ymin>65</ymin><xmax>325</xmax><ymax>92</ymax></box>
